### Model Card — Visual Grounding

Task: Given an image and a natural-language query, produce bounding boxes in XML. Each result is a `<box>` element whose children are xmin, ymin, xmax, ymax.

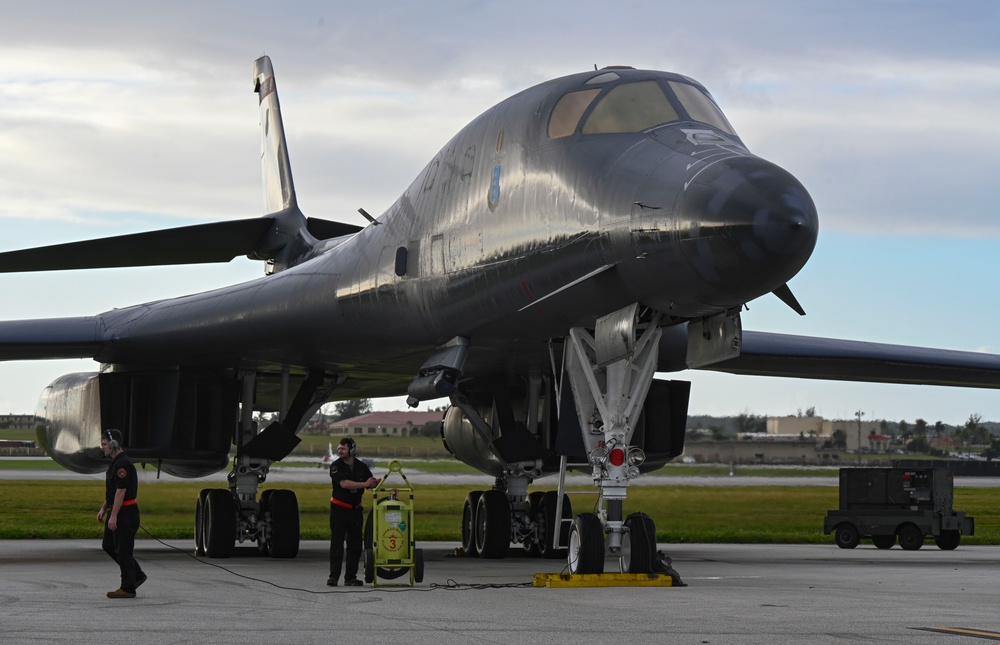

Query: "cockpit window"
<box><xmin>548</xmin><ymin>89</ymin><xmax>601</xmax><ymax>139</ymax></box>
<box><xmin>547</xmin><ymin>78</ymin><xmax>738</xmax><ymax>140</ymax></box>
<box><xmin>581</xmin><ymin>81</ymin><xmax>679</xmax><ymax>135</ymax></box>
<box><xmin>668</xmin><ymin>81</ymin><xmax>735</xmax><ymax>135</ymax></box>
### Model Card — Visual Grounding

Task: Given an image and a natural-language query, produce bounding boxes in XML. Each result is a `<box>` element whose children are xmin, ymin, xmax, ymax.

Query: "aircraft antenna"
<box><xmin>358</xmin><ymin>208</ymin><xmax>381</xmax><ymax>226</ymax></box>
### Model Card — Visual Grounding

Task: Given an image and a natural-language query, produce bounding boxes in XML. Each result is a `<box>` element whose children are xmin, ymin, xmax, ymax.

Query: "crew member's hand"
<box><xmin>108</xmin><ymin>514</ymin><xmax>118</xmax><ymax>531</ymax></box>
<box><xmin>97</xmin><ymin>509</ymin><xmax>105</xmax><ymax>524</ymax></box>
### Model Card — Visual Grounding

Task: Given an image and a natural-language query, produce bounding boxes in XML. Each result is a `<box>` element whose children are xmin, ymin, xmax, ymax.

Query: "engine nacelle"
<box><xmin>35</xmin><ymin>370</ymin><xmax>238</xmax><ymax>477</ymax></box>
<box><xmin>441</xmin><ymin>405</ymin><xmax>506</xmax><ymax>477</ymax></box>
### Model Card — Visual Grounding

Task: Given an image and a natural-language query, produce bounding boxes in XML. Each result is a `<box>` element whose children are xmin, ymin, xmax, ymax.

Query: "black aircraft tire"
<box><xmin>194</xmin><ymin>489</ymin><xmax>211</xmax><ymax>556</ymax></box>
<box><xmin>475</xmin><ymin>490</ymin><xmax>511</xmax><ymax>559</ymax></box>
<box><xmin>871</xmin><ymin>534</ymin><xmax>895</xmax><ymax>550</ymax></box>
<box><xmin>414</xmin><ymin>548</ymin><xmax>424</xmax><ymax>583</ymax></box>
<box><xmin>935</xmin><ymin>530</ymin><xmax>961</xmax><ymax>551</ymax></box>
<box><xmin>461</xmin><ymin>491</ymin><xmax>483</xmax><ymax>557</ymax></box>
<box><xmin>897</xmin><ymin>524</ymin><xmax>924</xmax><ymax>551</ymax></box>
<box><xmin>203</xmin><ymin>489</ymin><xmax>236</xmax><ymax>559</ymax></box>
<box><xmin>538</xmin><ymin>491</ymin><xmax>571</xmax><ymax>559</ymax></box>
<box><xmin>621</xmin><ymin>513</ymin><xmax>656</xmax><ymax>574</ymax></box>
<box><xmin>267</xmin><ymin>489</ymin><xmax>300</xmax><ymax>558</ymax></box>
<box><xmin>568</xmin><ymin>513</ymin><xmax>605</xmax><ymax>575</ymax></box>
<box><xmin>833</xmin><ymin>523</ymin><xmax>860</xmax><ymax>549</ymax></box>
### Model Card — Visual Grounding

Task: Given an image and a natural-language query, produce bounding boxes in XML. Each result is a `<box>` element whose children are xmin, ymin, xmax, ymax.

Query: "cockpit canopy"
<box><xmin>548</xmin><ymin>71</ymin><xmax>736</xmax><ymax>139</ymax></box>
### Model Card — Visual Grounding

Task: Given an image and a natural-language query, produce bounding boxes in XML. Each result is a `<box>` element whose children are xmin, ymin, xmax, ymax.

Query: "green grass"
<box><xmin>2</xmin><ymin>480</ymin><xmax>997</xmax><ymax>545</ymax></box>
<box><xmin>0</xmin><ymin>459</ymin><xmax>65</xmax><ymax>470</ymax></box>
<box><xmin>272</xmin><ymin>458</ymin><xmax>480</xmax><ymax>474</ymax></box>
<box><xmin>0</xmin><ymin>428</ymin><xmax>37</xmax><ymax>442</ymax></box>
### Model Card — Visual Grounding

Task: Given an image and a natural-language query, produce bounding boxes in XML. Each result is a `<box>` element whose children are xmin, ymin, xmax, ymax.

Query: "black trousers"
<box><xmin>102</xmin><ymin>505</ymin><xmax>145</xmax><ymax>592</ymax></box>
<box><xmin>329</xmin><ymin>504</ymin><xmax>363</xmax><ymax>581</ymax></box>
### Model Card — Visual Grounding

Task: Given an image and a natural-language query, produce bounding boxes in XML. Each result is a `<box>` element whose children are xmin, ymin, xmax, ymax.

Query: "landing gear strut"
<box><xmin>193</xmin><ymin>369</ymin><xmax>336</xmax><ymax>558</ymax></box>
<box><xmin>560</xmin><ymin>303</ymin><xmax>662</xmax><ymax>574</ymax></box>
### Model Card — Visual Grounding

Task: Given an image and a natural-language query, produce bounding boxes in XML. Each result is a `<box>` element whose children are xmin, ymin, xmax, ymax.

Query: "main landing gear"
<box><xmin>452</xmin><ymin>303</ymin><xmax>666</xmax><ymax>574</ymax></box>
<box><xmin>460</xmin><ymin>485</ymin><xmax>572</xmax><ymax>560</ymax></box>
<box><xmin>194</xmin><ymin>369</ymin><xmax>334</xmax><ymax>559</ymax></box>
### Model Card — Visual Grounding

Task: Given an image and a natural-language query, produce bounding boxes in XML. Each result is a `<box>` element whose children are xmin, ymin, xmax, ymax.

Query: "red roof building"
<box><xmin>329</xmin><ymin>411</ymin><xmax>444</xmax><ymax>437</ymax></box>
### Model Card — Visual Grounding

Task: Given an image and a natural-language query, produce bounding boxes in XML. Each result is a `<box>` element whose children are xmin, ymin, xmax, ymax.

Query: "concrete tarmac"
<box><xmin>2</xmin><ymin>539</ymin><xmax>999</xmax><ymax>644</ymax></box>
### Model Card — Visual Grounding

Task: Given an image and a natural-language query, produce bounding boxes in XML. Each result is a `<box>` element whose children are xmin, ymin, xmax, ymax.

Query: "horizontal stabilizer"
<box><xmin>307</xmin><ymin>217</ymin><xmax>363</xmax><ymax>240</ymax></box>
<box><xmin>0</xmin><ymin>218</ymin><xmax>274</xmax><ymax>273</ymax></box>
<box><xmin>0</xmin><ymin>317</ymin><xmax>103</xmax><ymax>360</ymax></box>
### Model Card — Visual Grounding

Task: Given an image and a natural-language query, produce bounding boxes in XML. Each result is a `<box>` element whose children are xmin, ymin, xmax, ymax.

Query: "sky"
<box><xmin>1</xmin><ymin>1</ymin><xmax>999</xmax><ymax>426</ymax></box>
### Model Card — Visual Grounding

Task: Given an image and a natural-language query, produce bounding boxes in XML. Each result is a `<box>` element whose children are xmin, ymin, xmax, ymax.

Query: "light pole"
<box><xmin>855</xmin><ymin>410</ymin><xmax>865</xmax><ymax>465</ymax></box>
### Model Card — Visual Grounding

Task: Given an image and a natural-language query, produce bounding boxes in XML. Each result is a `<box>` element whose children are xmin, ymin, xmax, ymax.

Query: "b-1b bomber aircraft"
<box><xmin>3</xmin><ymin>57</ymin><xmax>998</xmax><ymax>574</ymax></box>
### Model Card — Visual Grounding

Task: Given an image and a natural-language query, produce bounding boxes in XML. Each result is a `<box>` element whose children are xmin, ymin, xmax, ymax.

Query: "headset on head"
<box><xmin>104</xmin><ymin>429</ymin><xmax>121</xmax><ymax>450</ymax></box>
<box><xmin>341</xmin><ymin>437</ymin><xmax>357</xmax><ymax>457</ymax></box>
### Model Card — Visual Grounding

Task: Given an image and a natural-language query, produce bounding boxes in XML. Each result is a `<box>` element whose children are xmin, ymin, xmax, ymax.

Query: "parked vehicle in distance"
<box><xmin>824</xmin><ymin>467</ymin><xmax>974</xmax><ymax>550</ymax></box>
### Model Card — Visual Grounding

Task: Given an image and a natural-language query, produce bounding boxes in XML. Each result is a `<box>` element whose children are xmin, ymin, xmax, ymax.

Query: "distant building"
<box><xmin>766</xmin><ymin>416</ymin><xmax>827</xmax><ymax>436</ymax></box>
<box><xmin>0</xmin><ymin>414</ymin><xmax>34</xmax><ymax>430</ymax></box>
<box><xmin>329</xmin><ymin>411</ymin><xmax>444</xmax><ymax>437</ymax></box>
<box><xmin>683</xmin><ymin>438</ymin><xmax>840</xmax><ymax>465</ymax></box>
<box><xmin>684</xmin><ymin>414</ymin><xmax>903</xmax><ymax>464</ymax></box>
<box><xmin>831</xmin><ymin>420</ymin><xmax>890</xmax><ymax>452</ymax></box>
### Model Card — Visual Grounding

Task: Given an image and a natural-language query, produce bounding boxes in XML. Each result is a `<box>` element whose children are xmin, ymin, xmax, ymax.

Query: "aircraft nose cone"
<box><xmin>677</xmin><ymin>156</ymin><xmax>818</xmax><ymax>303</ymax></box>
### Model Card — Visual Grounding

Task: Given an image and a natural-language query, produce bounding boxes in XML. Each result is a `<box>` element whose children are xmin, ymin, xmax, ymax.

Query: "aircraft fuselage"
<box><xmin>94</xmin><ymin>68</ymin><xmax>818</xmax><ymax>398</ymax></box>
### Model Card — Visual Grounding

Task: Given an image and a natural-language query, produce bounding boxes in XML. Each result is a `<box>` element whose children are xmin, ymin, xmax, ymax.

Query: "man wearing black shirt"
<box><xmin>328</xmin><ymin>437</ymin><xmax>379</xmax><ymax>586</ymax></box>
<box><xmin>97</xmin><ymin>428</ymin><xmax>147</xmax><ymax>599</ymax></box>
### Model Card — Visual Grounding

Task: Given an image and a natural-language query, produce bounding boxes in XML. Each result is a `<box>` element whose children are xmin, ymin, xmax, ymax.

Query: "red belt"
<box><xmin>330</xmin><ymin>497</ymin><xmax>361</xmax><ymax>510</ymax></box>
<box><xmin>122</xmin><ymin>499</ymin><xmax>137</xmax><ymax>507</ymax></box>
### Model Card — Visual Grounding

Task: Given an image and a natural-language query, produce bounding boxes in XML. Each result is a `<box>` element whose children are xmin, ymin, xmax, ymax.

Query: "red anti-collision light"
<box><xmin>609</xmin><ymin>448</ymin><xmax>625</xmax><ymax>466</ymax></box>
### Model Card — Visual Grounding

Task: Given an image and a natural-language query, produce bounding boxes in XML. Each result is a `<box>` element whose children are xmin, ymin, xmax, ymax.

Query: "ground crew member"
<box><xmin>328</xmin><ymin>437</ymin><xmax>379</xmax><ymax>586</ymax></box>
<box><xmin>97</xmin><ymin>428</ymin><xmax>147</xmax><ymax>598</ymax></box>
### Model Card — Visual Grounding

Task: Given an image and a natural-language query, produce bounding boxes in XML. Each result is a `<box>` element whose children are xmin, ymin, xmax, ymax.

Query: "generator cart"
<box><xmin>823</xmin><ymin>467</ymin><xmax>974</xmax><ymax>550</ymax></box>
<box><xmin>363</xmin><ymin>459</ymin><xmax>424</xmax><ymax>586</ymax></box>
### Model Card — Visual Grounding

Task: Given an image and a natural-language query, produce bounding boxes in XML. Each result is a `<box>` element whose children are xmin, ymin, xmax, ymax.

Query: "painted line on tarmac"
<box><xmin>916</xmin><ymin>627</ymin><xmax>1000</xmax><ymax>641</ymax></box>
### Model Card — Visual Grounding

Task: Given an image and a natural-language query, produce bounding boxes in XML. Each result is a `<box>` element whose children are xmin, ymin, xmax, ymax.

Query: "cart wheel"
<box><xmin>897</xmin><ymin>523</ymin><xmax>924</xmax><ymax>551</ymax></box>
<box><xmin>935</xmin><ymin>530</ymin><xmax>961</xmax><ymax>550</ymax></box>
<box><xmin>871</xmin><ymin>534</ymin><xmax>895</xmax><ymax>550</ymax></box>
<box><xmin>414</xmin><ymin>548</ymin><xmax>424</xmax><ymax>583</ymax></box>
<box><xmin>364</xmin><ymin>548</ymin><xmax>374</xmax><ymax>583</ymax></box>
<box><xmin>833</xmin><ymin>523</ymin><xmax>860</xmax><ymax>549</ymax></box>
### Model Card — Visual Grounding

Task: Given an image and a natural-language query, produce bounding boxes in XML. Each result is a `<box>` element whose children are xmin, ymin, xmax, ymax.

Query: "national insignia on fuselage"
<box><xmin>487</xmin><ymin>164</ymin><xmax>501</xmax><ymax>211</ymax></box>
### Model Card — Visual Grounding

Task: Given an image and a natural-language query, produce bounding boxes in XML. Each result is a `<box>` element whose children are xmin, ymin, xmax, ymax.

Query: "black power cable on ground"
<box><xmin>138</xmin><ymin>525</ymin><xmax>532</xmax><ymax>594</ymax></box>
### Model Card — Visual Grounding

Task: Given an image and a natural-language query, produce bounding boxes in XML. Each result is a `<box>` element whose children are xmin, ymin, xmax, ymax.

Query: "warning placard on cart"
<box><xmin>381</xmin><ymin>527</ymin><xmax>405</xmax><ymax>553</ymax></box>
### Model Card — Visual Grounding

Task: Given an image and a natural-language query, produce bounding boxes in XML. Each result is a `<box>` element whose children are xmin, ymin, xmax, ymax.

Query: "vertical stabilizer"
<box><xmin>253</xmin><ymin>56</ymin><xmax>297</xmax><ymax>214</ymax></box>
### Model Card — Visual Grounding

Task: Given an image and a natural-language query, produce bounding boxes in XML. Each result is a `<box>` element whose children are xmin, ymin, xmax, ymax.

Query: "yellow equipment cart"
<box><xmin>363</xmin><ymin>459</ymin><xmax>424</xmax><ymax>587</ymax></box>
